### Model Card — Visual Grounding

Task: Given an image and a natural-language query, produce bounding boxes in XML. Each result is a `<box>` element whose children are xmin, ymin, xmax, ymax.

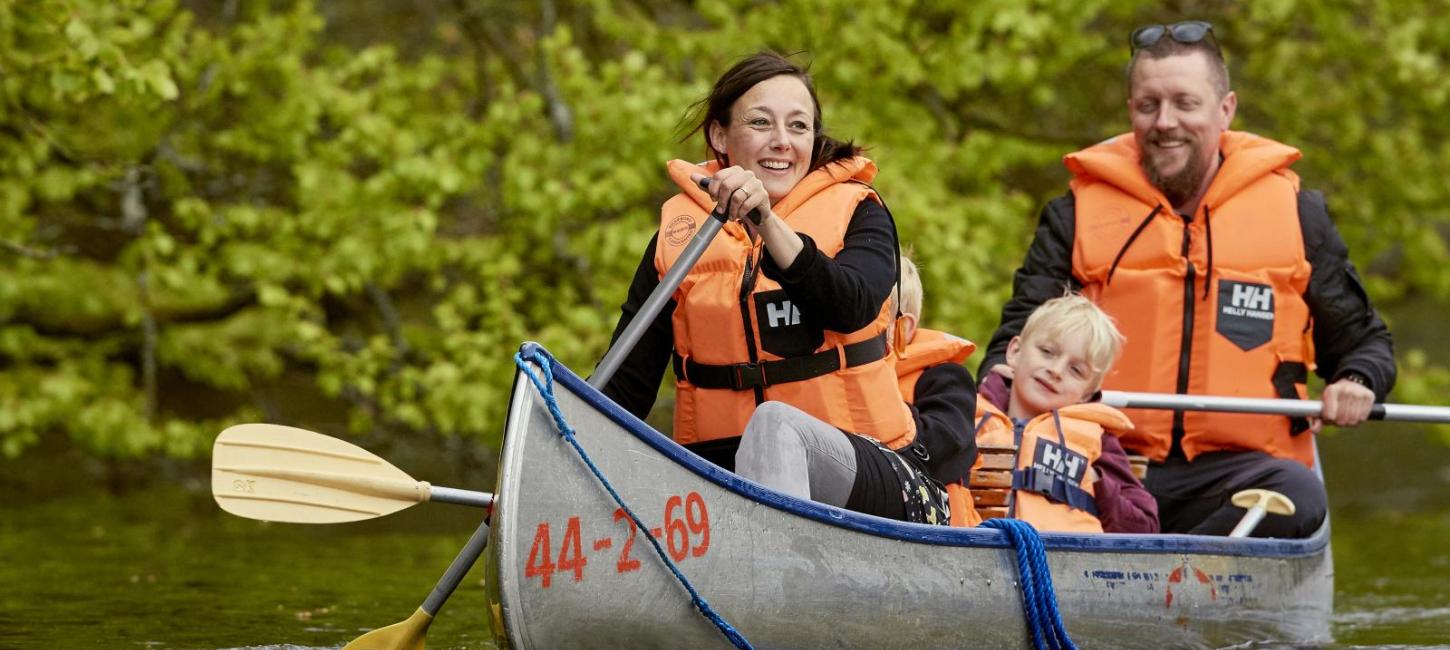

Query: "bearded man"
<box><xmin>978</xmin><ymin>22</ymin><xmax>1395</xmax><ymax>538</ymax></box>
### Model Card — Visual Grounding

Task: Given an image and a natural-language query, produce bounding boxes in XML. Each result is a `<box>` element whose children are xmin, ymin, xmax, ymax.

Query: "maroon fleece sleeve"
<box><xmin>1093</xmin><ymin>434</ymin><xmax>1160</xmax><ymax>534</ymax></box>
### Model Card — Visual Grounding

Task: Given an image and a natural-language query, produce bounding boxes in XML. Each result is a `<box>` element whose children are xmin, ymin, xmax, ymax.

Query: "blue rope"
<box><xmin>514</xmin><ymin>349</ymin><xmax>753</xmax><ymax>649</ymax></box>
<box><xmin>982</xmin><ymin>518</ymin><xmax>1078</xmax><ymax>650</ymax></box>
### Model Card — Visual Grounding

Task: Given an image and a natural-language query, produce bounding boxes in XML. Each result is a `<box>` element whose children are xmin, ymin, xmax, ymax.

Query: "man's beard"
<box><xmin>1141</xmin><ymin>139</ymin><xmax>1208</xmax><ymax>209</ymax></box>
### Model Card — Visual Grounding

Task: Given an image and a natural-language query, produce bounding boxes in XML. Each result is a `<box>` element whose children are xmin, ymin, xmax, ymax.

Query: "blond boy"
<box><xmin>977</xmin><ymin>295</ymin><xmax>1158</xmax><ymax>533</ymax></box>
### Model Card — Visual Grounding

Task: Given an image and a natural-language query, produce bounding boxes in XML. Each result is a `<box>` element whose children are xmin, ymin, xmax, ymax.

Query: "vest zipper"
<box><xmin>1171</xmin><ymin>216</ymin><xmax>1195</xmax><ymax>458</ymax></box>
<box><xmin>738</xmin><ymin>244</ymin><xmax>765</xmax><ymax>405</ymax></box>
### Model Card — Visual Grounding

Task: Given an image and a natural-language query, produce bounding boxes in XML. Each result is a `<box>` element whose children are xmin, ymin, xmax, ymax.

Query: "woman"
<box><xmin>600</xmin><ymin>52</ymin><xmax>970</xmax><ymax>524</ymax></box>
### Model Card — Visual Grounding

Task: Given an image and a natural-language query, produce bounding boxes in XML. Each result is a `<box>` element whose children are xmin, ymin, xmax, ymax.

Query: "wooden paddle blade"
<box><xmin>342</xmin><ymin>606</ymin><xmax>432</xmax><ymax>650</ymax></box>
<box><xmin>212</xmin><ymin>423</ymin><xmax>427</xmax><ymax>524</ymax></box>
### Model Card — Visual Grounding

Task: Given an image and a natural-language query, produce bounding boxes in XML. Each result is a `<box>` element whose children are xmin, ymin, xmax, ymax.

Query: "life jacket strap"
<box><xmin>1012</xmin><ymin>467</ymin><xmax>1099</xmax><ymax>516</ymax></box>
<box><xmin>673</xmin><ymin>333</ymin><xmax>888</xmax><ymax>391</ymax></box>
<box><xmin>1272</xmin><ymin>361</ymin><xmax>1311</xmax><ymax>436</ymax></box>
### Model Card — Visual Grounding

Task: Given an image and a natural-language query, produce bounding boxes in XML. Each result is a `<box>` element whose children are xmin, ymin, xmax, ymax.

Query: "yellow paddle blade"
<box><xmin>343</xmin><ymin>607</ymin><xmax>432</xmax><ymax>650</ymax></box>
<box><xmin>212</xmin><ymin>423</ymin><xmax>430</xmax><ymax>524</ymax></box>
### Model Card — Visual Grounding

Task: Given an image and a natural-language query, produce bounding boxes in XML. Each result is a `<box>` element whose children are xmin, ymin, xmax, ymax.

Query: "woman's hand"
<box><xmin>692</xmin><ymin>168</ymin><xmax>772</xmax><ymax>228</ymax></box>
<box><xmin>691</xmin><ymin>169</ymin><xmax>804</xmax><ymax>269</ymax></box>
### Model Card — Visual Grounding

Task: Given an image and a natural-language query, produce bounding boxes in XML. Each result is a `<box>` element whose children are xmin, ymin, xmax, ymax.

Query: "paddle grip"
<box><xmin>697</xmin><ymin>177</ymin><xmax>763</xmax><ymax>225</ymax></box>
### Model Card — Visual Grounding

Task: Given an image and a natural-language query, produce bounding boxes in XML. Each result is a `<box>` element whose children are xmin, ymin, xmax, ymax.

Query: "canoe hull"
<box><xmin>486</xmin><ymin>345</ymin><xmax>1332</xmax><ymax>648</ymax></box>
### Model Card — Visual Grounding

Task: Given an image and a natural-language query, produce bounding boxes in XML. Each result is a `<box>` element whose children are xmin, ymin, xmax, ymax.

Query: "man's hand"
<box><xmin>1320</xmin><ymin>377</ymin><xmax>1375</xmax><ymax>427</ymax></box>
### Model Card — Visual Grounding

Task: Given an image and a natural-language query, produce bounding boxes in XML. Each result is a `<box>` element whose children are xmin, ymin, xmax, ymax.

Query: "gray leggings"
<box><xmin>734</xmin><ymin>401</ymin><xmax>858</xmax><ymax>507</ymax></box>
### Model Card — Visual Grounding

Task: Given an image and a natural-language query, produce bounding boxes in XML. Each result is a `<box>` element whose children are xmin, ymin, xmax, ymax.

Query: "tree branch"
<box><xmin>0</xmin><ymin>239</ymin><xmax>65</xmax><ymax>259</ymax></box>
<box><xmin>452</xmin><ymin>0</ymin><xmax>572</xmax><ymax>142</ymax></box>
<box><xmin>365</xmin><ymin>282</ymin><xmax>412</xmax><ymax>368</ymax></box>
<box><xmin>535</xmin><ymin>0</ymin><xmax>573</xmax><ymax>143</ymax></box>
<box><xmin>138</xmin><ymin>271</ymin><xmax>158</xmax><ymax>419</ymax></box>
<box><xmin>9</xmin><ymin>289</ymin><xmax>258</xmax><ymax>339</ymax></box>
<box><xmin>120</xmin><ymin>165</ymin><xmax>148</xmax><ymax>234</ymax></box>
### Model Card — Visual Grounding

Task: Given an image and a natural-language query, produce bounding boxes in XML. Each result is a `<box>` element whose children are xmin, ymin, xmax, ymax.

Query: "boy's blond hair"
<box><xmin>1018</xmin><ymin>293</ymin><xmax>1125</xmax><ymax>390</ymax></box>
<box><xmin>892</xmin><ymin>254</ymin><xmax>923</xmax><ymax>319</ymax></box>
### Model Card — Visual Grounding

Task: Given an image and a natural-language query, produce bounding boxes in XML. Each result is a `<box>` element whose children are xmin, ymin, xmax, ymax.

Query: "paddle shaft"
<box><xmin>1229</xmin><ymin>506</ymin><xmax>1268</xmax><ymax>538</ymax></box>
<box><xmin>591</xmin><ymin>212</ymin><xmax>726</xmax><ymax>390</ymax></box>
<box><xmin>422</xmin><ymin>517</ymin><xmax>492</xmax><ymax>616</ymax></box>
<box><xmin>429</xmin><ymin>486</ymin><xmax>494</xmax><ymax>509</ymax></box>
<box><xmin>1100</xmin><ymin>391</ymin><xmax>1450</xmax><ymax>424</ymax></box>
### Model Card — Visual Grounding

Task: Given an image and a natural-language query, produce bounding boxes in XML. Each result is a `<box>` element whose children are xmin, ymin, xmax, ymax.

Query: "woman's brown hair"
<box><xmin>683</xmin><ymin>51</ymin><xmax>859</xmax><ymax>171</ymax></box>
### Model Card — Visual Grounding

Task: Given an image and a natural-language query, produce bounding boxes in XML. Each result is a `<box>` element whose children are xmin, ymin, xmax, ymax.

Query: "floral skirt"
<box><xmin>857</xmin><ymin>435</ymin><xmax>951</xmax><ymax>526</ymax></box>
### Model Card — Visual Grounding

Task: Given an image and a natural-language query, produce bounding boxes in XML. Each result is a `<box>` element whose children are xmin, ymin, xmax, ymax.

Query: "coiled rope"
<box><xmin>981</xmin><ymin>518</ymin><xmax>1077</xmax><ymax>650</ymax></box>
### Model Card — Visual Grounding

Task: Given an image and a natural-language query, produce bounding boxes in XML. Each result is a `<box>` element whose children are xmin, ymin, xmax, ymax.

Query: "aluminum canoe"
<box><xmin>484</xmin><ymin>343</ymin><xmax>1333</xmax><ymax>648</ymax></box>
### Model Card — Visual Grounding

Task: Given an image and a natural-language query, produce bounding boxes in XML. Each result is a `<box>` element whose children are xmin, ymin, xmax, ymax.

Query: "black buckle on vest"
<box><xmin>1011</xmin><ymin>467</ymin><xmax>1100</xmax><ymax>516</ymax></box>
<box><xmin>731</xmin><ymin>362</ymin><xmax>767</xmax><ymax>390</ymax></box>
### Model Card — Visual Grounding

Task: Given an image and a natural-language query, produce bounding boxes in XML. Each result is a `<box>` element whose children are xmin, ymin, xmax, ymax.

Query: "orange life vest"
<box><xmin>896</xmin><ymin>328</ymin><xmax>981</xmax><ymax>527</ymax></box>
<box><xmin>1068</xmin><ymin>131</ymin><xmax>1317</xmax><ymax>467</ymax></box>
<box><xmin>896</xmin><ymin>328</ymin><xmax>976</xmax><ymax>399</ymax></box>
<box><xmin>974</xmin><ymin>401</ymin><xmax>1133</xmax><ymax>533</ymax></box>
<box><xmin>655</xmin><ymin>157</ymin><xmax>916</xmax><ymax>449</ymax></box>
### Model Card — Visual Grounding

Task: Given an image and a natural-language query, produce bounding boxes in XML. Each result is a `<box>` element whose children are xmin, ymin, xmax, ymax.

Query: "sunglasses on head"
<box><xmin>1129</xmin><ymin>21</ymin><xmax>1216</xmax><ymax>52</ymax></box>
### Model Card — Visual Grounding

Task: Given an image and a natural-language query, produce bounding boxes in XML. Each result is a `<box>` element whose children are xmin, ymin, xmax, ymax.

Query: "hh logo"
<box><xmin>1217</xmin><ymin>279</ymin><xmax>1274</xmax><ymax>351</ymax></box>
<box><xmin>1231</xmin><ymin>284</ymin><xmax>1272</xmax><ymax>311</ymax></box>
<box><xmin>765</xmin><ymin>300</ymin><xmax>801</xmax><ymax>328</ymax></box>
<box><xmin>753</xmin><ymin>290</ymin><xmax>821</xmax><ymax>357</ymax></box>
<box><xmin>1032</xmin><ymin>439</ymin><xmax>1088</xmax><ymax>484</ymax></box>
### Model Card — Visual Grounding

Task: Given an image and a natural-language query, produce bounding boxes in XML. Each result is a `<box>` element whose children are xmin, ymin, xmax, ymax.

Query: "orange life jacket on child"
<box><xmin>897</xmin><ymin>328</ymin><xmax>981</xmax><ymax>527</ymax></box>
<box><xmin>974</xmin><ymin>400</ymin><xmax>1133</xmax><ymax>533</ymax></box>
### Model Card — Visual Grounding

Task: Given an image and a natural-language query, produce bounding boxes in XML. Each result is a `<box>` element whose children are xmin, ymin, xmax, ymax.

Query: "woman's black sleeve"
<box><xmin>759</xmin><ymin>198</ymin><xmax>898</xmax><ymax>333</ymax></box>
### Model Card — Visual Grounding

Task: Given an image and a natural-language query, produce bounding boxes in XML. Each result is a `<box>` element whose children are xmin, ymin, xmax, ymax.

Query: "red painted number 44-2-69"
<box><xmin>525</xmin><ymin>491</ymin><xmax>711</xmax><ymax>588</ymax></box>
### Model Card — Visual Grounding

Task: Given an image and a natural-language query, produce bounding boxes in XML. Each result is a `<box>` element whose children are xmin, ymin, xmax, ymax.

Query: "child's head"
<box><xmin>891</xmin><ymin>254</ymin><xmax>923</xmax><ymax>345</ymax></box>
<box><xmin>1005</xmin><ymin>293</ymin><xmax>1124</xmax><ymax>417</ymax></box>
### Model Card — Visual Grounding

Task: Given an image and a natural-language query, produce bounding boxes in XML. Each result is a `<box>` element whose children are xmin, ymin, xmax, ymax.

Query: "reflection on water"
<box><xmin>0</xmin><ymin>474</ymin><xmax>497</xmax><ymax>650</ymax></box>
<box><xmin>1</xmin><ymin>419</ymin><xmax>1446</xmax><ymax>649</ymax></box>
<box><xmin>1321</xmin><ymin>421</ymin><xmax>1450</xmax><ymax>648</ymax></box>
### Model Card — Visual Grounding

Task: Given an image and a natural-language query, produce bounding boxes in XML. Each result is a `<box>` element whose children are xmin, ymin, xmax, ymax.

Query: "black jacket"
<box><xmin>979</xmin><ymin>190</ymin><xmax>1396</xmax><ymax>400</ymax></box>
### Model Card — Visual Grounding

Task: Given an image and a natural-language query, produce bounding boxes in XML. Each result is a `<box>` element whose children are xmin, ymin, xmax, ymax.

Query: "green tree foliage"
<box><xmin>3</xmin><ymin>0</ymin><xmax>1447</xmax><ymax>461</ymax></box>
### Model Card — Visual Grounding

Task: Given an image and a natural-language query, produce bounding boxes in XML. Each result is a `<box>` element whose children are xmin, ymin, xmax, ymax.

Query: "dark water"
<box><xmin>1317</xmin><ymin>422</ymin><xmax>1450</xmax><ymax>648</ymax></box>
<box><xmin>0</xmin><ymin>477</ymin><xmax>497</xmax><ymax>649</ymax></box>
<box><xmin>2</xmin><ymin>423</ymin><xmax>1447</xmax><ymax>649</ymax></box>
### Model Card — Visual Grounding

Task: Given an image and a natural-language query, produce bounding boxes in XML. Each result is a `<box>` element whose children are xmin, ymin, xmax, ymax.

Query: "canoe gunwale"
<box><xmin>517</xmin><ymin>341</ymin><xmax>1329</xmax><ymax>559</ymax></box>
